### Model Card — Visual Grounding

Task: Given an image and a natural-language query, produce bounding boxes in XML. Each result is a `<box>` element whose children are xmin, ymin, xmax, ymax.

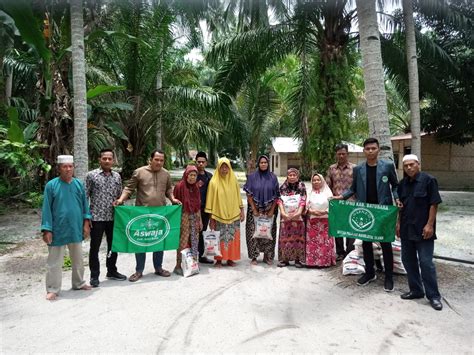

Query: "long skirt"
<box><xmin>215</xmin><ymin>220</ymin><xmax>241</xmax><ymax>261</ymax></box>
<box><xmin>305</xmin><ymin>218</ymin><xmax>336</xmax><ymax>267</ymax></box>
<box><xmin>245</xmin><ymin>205</ymin><xmax>277</xmax><ymax>260</ymax></box>
<box><xmin>278</xmin><ymin>219</ymin><xmax>305</xmax><ymax>262</ymax></box>
<box><xmin>176</xmin><ymin>212</ymin><xmax>200</xmax><ymax>266</ymax></box>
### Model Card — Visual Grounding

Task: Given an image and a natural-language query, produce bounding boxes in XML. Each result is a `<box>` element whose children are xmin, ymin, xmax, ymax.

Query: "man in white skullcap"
<box><xmin>41</xmin><ymin>155</ymin><xmax>92</xmax><ymax>300</ymax></box>
<box><xmin>396</xmin><ymin>154</ymin><xmax>443</xmax><ymax>310</ymax></box>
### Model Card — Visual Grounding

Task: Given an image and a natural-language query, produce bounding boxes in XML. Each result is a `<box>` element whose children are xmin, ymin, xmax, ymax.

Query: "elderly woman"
<box><xmin>205</xmin><ymin>158</ymin><xmax>245</xmax><ymax>267</ymax></box>
<box><xmin>305</xmin><ymin>173</ymin><xmax>336</xmax><ymax>267</ymax></box>
<box><xmin>173</xmin><ymin>165</ymin><xmax>202</xmax><ymax>275</ymax></box>
<box><xmin>244</xmin><ymin>155</ymin><xmax>280</xmax><ymax>265</ymax></box>
<box><xmin>277</xmin><ymin>168</ymin><xmax>307</xmax><ymax>267</ymax></box>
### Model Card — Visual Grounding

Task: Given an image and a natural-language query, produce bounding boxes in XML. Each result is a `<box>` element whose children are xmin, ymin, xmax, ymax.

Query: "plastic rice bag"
<box><xmin>181</xmin><ymin>248</ymin><xmax>199</xmax><ymax>277</ymax></box>
<box><xmin>342</xmin><ymin>250</ymin><xmax>365</xmax><ymax>275</ymax></box>
<box><xmin>281</xmin><ymin>194</ymin><xmax>301</xmax><ymax>214</ymax></box>
<box><xmin>202</xmin><ymin>230</ymin><xmax>221</xmax><ymax>257</ymax></box>
<box><xmin>253</xmin><ymin>216</ymin><xmax>273</xmax><ymax>240</ymax></box>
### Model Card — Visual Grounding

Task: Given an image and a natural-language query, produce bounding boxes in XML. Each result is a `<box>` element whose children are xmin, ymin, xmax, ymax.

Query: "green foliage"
<box><xmin>6</xmin><ymin>107</ymin><xmax>23</xmax><ymax>143</ymax></box>
<box><xmin>86</xmin><ymin>85</ymin><xmax>126</xmax><ymax>100</ymax></box>
<box><xmin>381</xmin><ymin>0</ymin><xmax>473</xmax><ymax>145</ymax></box>
<box><xmin>25</xmin><ymin>192</ymin><xmax>43</xmax><ymax>208</ymax></box>
<box><xmin>63</xmin><ymin>255</ymin><xmax>72</xmax><ymax>270</ymax></box>
<box><xmin>0</xmin><ymin>139</ymin><xmax>50</xmax><ymax>196</ymax></box>
<box><xmin>1</xmin><ymin>1</ymin><xmax>51</xmax><ymax>63</ymax></box>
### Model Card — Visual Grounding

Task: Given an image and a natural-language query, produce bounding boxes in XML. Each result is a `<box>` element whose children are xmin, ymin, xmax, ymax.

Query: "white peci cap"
<box><xmin>57</xmin><ymin>155</ymin><xmax>74</xmax><ymax>164</ymax></box>
<box><xmin>402</xmin><ymin>154</ymin><xmax>419</xmax><ymax>163</ymax></box>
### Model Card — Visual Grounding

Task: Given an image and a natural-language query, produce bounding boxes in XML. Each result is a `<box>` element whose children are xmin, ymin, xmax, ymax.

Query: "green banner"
<box><xmin>112</xmin><ymin>205</ymin><xmax>181</xmax><ymax>253</ymax></box>
<box><xmin>328</xmin><ymin>200</ymin><xmax>397</xmax><ymax>243</ymax></box>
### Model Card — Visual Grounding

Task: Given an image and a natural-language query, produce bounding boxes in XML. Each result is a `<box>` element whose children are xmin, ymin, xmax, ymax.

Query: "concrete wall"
<box><xmin>270</xmin><ymin>151</ymin><xmax>366</xmax><ymax>177</ymax></box>
<box><xmin>393</xmin><ymin>135</ymin><xmax>474</xmax><ymax>190</ymax></box>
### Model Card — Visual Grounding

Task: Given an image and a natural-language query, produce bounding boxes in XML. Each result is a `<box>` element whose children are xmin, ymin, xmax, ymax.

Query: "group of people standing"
<box><xmin>41</xmin><ymin>137</ymin><xmax>443</xmax><ymax>311</ymax></box>
<box><xmin>244</xmin><ymin>158</ymin><xmax>336</xmax><ymax>269</ymax></box>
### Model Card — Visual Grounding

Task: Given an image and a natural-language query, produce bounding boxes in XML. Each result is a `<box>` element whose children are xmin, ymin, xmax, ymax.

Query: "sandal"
<box><xmin>250</xmin><ymin>259</ymin><xmax>258</xmax><ymax>266</ymax></box>
<box><xmin>227</xmin><ymin>260</ymin><xmax>237</xmax><ymax>267</ymax></box>
<box><xmin>215</xmin><ymin>260</ymin><xmax>223</xmax><ymax>268</ymax></box>
<box><xmin>154</xmin><ymin>268</ymin><xmax>171</xmax><ymax>277</ymax></box>
<box><xmin>129</xmin><ymin>272</ymin><xmax>143</xmax><ymax>282</ymax></box>
<box><xmin>277</xmin><ymin>261</ymin><xmax>289</xmax><ymax>268</ymax></box>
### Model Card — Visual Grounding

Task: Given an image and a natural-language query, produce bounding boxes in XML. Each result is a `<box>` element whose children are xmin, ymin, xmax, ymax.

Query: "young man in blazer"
<box><xmin>335</xmin><ymin>137</ymin><xmax>402</xmax><ymax>292</ymax></box>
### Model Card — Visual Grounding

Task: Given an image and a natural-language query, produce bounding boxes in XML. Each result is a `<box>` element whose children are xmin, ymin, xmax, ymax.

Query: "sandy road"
<box><xmin>1</xmin><ymin>229</ymin><xmax>473</xmax><ymax>354</ymax></box>
<box><xmin>1</xmin><ymin>190</ymin><xmax>473</xmax><ymax>353</ymax></box>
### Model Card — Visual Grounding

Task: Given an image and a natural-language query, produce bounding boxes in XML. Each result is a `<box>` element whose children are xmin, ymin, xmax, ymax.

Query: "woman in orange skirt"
<box><xmin>205</xmin><ymin>157</ymin><xmax>245</xmax><ymax>267</ymax></box>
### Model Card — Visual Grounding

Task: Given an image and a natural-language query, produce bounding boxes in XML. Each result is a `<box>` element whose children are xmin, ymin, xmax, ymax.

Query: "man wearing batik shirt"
<box><xmin>86</xmin><ymin>148</ymin><xmax>126</xmax><ymax>287</ymax></box>
<box><xmin>326</xmin><ymin>143</ymin><xmax>356</xmax><ymax>260</ymax></box>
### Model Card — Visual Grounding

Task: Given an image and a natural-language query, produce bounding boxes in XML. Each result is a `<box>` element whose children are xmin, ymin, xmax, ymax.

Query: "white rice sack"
<box><xmin>281</xmin><ymin>194</ymin><xmax>301</xmax><ymax>214</ymax></box>
<box><xmin>393</xmin><ymin>252</ymin><xmax>403</xmax><ymax>264</ymax></box>
<box><xmin>393</xmin><ymin>260</ymin><xmax>407</xmax><ymax>275</ymax></box>
<box><xmin>181</xmin><ymin>248</ymin><xmax>199</xmax><ymax>278</ymax></box>
<box><xmin>342</xmin><ymin>250</ymin><xmax>365</xmax><ymax>275</ymax></box>
<box><xmin>354</xmin><ymin>239</ymin><xmax>381</xmax><ymax>258</ymax></box>
<box><xmin>343</xmin><ymin>263</ymin><xmax>365</xmax><ymax>275</ymax></box>
<box><xmin>380</xmin><ymin>255</ymin><xmax>407</xmax><ymax>275</ymax></box>
<box><xmin>253</xmin><ymin>216</ymin><xmax>273</xmax><ymax>240</ymax></box>
<box><xmin>373</xmin><ymin>242</ymin><xmax>382</xmax><ymax>259</ymax></box>
<box><xmin>203</xmin><ymin>230</ymin><xmax>221</xmax><ymax>257</ymax></box>
<box><xmin>392</xmin><ymin>240</ymin><xmax>402</xmax><ymax>255</ymax></box>
<box><xmin>343</xmin><ymin>250</ymin><xmax>366</xmax><ymax>266</ymax></box>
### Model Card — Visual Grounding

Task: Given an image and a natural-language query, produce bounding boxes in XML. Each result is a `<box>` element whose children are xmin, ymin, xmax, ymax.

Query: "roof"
<box><xmin>271</xmin><ymin>137</ymin><xmax>363</xmax><ymax>153</ymax></box>
<box><xmin>271</xmin><ymin>137</ymin><xmax>301</xmax><ymax>153</ymax></box>
<box><xmin>391</xmin><ymin>132</ymin><xmax>429</xmax><ymax>141</ymax></box>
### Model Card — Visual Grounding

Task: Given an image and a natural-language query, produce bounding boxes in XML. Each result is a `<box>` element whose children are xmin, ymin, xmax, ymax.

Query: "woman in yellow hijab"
<box><xmin>205</xmin><ymin>157</ymin><xmax>244</xmax><ymax>267</ymax></box>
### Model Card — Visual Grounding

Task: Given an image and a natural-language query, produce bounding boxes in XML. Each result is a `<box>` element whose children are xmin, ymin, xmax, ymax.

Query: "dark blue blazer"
<box><xmin>342</xmin><ymin>159</ymin><xmax>399</xmax><ymax>205</ymax></box>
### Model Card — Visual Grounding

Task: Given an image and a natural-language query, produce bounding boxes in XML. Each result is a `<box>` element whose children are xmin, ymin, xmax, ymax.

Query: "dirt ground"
<box><xmin>0</xmin><ymin>192</ymin><xmax>473</xmax><ymax>353</ymax></box>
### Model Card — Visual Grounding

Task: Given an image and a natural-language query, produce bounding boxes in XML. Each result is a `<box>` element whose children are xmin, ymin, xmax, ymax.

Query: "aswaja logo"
<box><xmin>125</xmin><ymin>214</ymin><xmax>170</xmax><ymax>246</ymax></box>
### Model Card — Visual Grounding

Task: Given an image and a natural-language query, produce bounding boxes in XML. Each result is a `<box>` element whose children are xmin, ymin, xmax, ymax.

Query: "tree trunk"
<box><xmin>156</xmin><ymin>70</ymin><xmax>162</xmax><ymax>150</ymax></box>
<box><xmin>0</xmin><ymin>54</ymin><xmax>5</xmax><ymax>107</ymax></box>
<box><xmin>70</xmin><ymin>0</ymin><xmax>88</xmax><ymax>181</ymax></box>
<box><xmin>403</xmin><ymin>0</ymin><xmax>421</xmax><ymax>158</ymax></box>
<box><xmin>356</xmin><ymin>0</ymin><xmax>394</xmax><ymax>161</ymax></box>
<box><xmin>5</xmin><ymin>70</ymin><xmax>12</xmax><ymax>104</ymax></box>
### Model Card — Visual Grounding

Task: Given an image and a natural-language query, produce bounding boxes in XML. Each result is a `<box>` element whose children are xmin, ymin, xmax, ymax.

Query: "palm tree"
<box><xmin>207</xmin><ymin>0</ymin><xmax>358</xmax><ymax>175</ymax></box>
<box><xmin>402</xmin><ymin>0</ymin><xmax>421</xmax><ymax>157</ymax></box>
<box><xmin>70</xmin><ymin>0</ymin><xmax>88</xmax><ymax>181</ymax></box>
<box><xmin>355</xmin><ymin>0</ymin><xmax>393</xmax><ymax>160</ymax></box>
<box><xmin>379</xmin><ymin>0</ymin><xmax>472</xmax><ymax>148</ymax></box>
<box><xmin>237</xmin><ymin>71</ymin><xmax>281</xmax><ymax>174</ymax></box>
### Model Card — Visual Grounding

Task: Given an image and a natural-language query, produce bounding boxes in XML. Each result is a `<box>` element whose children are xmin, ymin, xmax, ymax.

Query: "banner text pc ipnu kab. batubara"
<box><xmin>328</xmin><ymin>200</ymin><xmax>397</xmax><ymax>243</ymax></box>
<box><xmin>112</xmin><ymin>205</ymin><xmax>181</xmax><ymax>253</ymax></box>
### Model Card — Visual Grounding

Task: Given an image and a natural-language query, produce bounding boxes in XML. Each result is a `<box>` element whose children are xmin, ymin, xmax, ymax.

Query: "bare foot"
<box><xmin>215</xmin><ymin>260</ymin><xmax>223</xmax><ymax>268</ymax></box>
<box><xmin>46</xmin><ymin>292</ymin><xmax>57</xmax><ymax>301</ymax></box>
<box><xmin>79</xmin><ymin>284</ymin><xmax>92</xmax><ymax>290</ymax></box>
<box><xmin>250</xmin><ymin>259</ymin><xmax>258</xmax><ymax>266</ymax></box>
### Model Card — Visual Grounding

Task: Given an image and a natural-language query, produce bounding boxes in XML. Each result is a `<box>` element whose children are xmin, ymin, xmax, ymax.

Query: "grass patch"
<box><xmin>63</xmin><ymin>255</ymin><xmax>72</xmax><ymax>270</ymax></box>
<box><xmin>438</xmin><ymin>205</ymin><xmax>450</xmax><ymax>213</ymax></box>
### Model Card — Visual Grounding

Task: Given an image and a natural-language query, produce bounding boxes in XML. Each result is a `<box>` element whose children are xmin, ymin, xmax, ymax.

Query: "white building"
<box><xmin>269</xmin><ymin>137</ymin><xmax>365</xmax><ymax>176</ymax></box>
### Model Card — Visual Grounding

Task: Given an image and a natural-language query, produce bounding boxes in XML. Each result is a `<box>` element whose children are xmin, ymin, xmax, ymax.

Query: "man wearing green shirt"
<box><xmin>41</xmin><ymin>155</ymin><xmax>92</xmax><ymax>300</ymax></box>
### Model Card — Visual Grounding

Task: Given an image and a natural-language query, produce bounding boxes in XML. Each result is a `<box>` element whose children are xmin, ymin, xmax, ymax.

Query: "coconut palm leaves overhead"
<box><xmin>380</xmin><ymin>0</ymin><xmax>473</xmax><ymax>145</ymax></box>
<box><xmin>208</xmin><ymin>0</ymin><xmax>358</xmax><ymax>174</ymax></box>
